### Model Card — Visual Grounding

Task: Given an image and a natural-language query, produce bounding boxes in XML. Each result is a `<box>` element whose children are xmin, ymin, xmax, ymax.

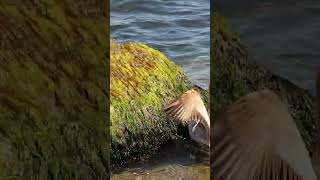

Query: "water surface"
<box><xmin>111</xmin><ymin>1</ymin><xmax>210</xmax><ymax>179</ymax></box>
<box><xmin>111</xmin><ymin>140</ymin><xmax>210</xmax><ymax>180</ymax></box>
<box><xmin>111</xmin><ymin>0</ymin><xmax>210</xmax><ymax>89</ymax></box>
<box><xmin>214</xmin><ymin>0</ymin><xmax>320</xmax><ymax>95</ymax></box>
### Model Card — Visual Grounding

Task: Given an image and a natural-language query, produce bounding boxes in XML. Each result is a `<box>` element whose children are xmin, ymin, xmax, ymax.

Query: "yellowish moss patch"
<box><xmin>110</xmin><ymin>40</ymin><xmax>192</xmax><ymax>166</ymax></box>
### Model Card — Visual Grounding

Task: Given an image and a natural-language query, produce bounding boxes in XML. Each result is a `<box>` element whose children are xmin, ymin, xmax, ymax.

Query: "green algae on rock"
<box><xmin>110</xmin><ymin>40</ymin><xmax>203</xmax><ymax>166</ymax></box>
<box><xmin>211</xmin><ymin>12</ymin><xmax>317</xmax><ymax>151</ymax></box>
<box><xmin>0</xmin><ymin>0</ymin><xmax>109</xmax><ymax>179</ymax></box>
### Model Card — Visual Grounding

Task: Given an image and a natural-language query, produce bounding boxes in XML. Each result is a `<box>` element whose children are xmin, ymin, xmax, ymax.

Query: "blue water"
<box><xmin>214</xmin><ymin>0</ymin><xmax>320</xmax><ymax>95</ymax></box>
<box><xmin>111</xmin><ymin>0</ymin><xmax>210</xmax><ymax>89</ymax></box>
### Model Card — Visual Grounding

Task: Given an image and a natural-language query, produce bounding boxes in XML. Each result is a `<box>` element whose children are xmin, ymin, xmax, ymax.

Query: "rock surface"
<box><xmin>211</xmin><ymin>12</ymin><xmax>318</xmax><ymax>151</ymax></box>
<box><xmin>0</xmin><ymin>1</ymin><xmax>108</xmax><ymax>179</ymax></box>
<box><xmin>110</xmin><ymin>40</ymin><xmax>209</xmax><ymax>167</ymax></box>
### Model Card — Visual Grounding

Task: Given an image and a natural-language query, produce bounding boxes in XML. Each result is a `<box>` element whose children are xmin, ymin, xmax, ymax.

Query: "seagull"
<box><xmin>165</xmin><ymin>89</ymin><xmax>210</xmax><ymax>147</ymax></box>
<box><xmin>211</xmin><ymin>89</ymin><xmax>317</xmax><ymax>180</ymax></box>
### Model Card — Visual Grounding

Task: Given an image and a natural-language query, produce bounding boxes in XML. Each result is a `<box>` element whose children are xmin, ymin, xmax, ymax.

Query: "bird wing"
<box><xmin>211</xmin><ymin>89</ymin><xmax>316</xmax><ymax>180</ymax></box>
<box><xmin>165</xmin><ymin>89</ymin><xmax>209</xmax><ymax>126</ymax></box>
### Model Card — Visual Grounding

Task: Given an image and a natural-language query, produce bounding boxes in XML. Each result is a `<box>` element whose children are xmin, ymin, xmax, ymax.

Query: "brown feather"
<box><xmin>211</xmin><ymin>89</ymin><xmax>317</xmax><ymax>180</ymax></box>
<box><xmin>252</xmin><ymin>152</ymin><xmax>303</xmax><ymax>180</ymax></box>
<box><xmin>165</xmin><ymin>89</ymin><xmax>210</xmax><ymax>146</ymax></box>
<box><xmin>165</xmin><ymin>89</ymin><xmax>209</xmax><ymax>126</ymax></box>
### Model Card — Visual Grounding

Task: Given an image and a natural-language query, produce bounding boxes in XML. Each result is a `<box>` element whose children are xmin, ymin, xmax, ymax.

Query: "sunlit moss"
<box><xmin>110</xmin><ymin>40</ymin><xmax>193</xmax><ymax>166</ymax></box>
<box><xmin>0</xmin><ymin>0</ymin><xmax>108</xmax><ymax>179</ymax></box>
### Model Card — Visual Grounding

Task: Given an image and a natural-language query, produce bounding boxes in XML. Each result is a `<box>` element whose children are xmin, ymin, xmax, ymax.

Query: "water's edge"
<box><xmin>111</xmin><ymin>0</ymin><xmax>210</xmax><ymax>89</ymax></box>
<box><xmin>111</xmin><ymin>139</ymin><xmax>210</xmax><ymax>180</ymax></box>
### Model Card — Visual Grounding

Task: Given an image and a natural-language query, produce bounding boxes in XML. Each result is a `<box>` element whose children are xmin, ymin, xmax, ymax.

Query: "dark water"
<box><xmin>214</xmin><ymin>0</ymin><xmax>320</xmax><ymax>95</ymax></box>
<box><xmin>111</xmin><ymin>0</ymin><xmax>210</xmax><ymax>89</ymax></box>
<box><xmin>111</xmin><ymin>140</ymin><xmax>210</xmax><ymax>180</ymax></box>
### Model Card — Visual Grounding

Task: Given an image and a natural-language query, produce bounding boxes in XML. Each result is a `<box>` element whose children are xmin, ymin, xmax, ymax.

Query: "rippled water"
<box><xmin>111</xmin><ymin>0</ymin><xmax>210</xmax><ymax>89</ymax></box>
<box><xmin>111</xmin><ymin>1</ymin><xmax>210</xmax><ymax>179</ymax></box>
<box><xmin>111</xmin><ymin>139</ymin><xmax>210</xmax><ymax>180</ymax></box>
<box><xmin>215</xmin><ymin>0</ymin><xmax>320</xmax><ymax>95</ymax></box>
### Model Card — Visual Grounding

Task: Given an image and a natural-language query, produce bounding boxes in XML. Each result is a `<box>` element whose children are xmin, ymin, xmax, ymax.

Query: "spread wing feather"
<box><xmin>165</xmin><ymin>89</ymin><xmax>209</xmax><ymax>126</ymax></box>
<box><xmin>211</xmin><ymin>89</ymin><xmax>317</xmax><ymax>180</ymax></box>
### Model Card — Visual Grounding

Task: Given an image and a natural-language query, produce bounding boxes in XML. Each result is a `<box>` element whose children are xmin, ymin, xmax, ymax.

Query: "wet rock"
<box><xmin>0</xmin><ymin>1</ymin><xmax>108</xmax><ymax>179</ymax></box>
<box><xmin>211</xmin><ymin>12</ymin><xmax>318</xmax><ymax>152</ymax></box>
<box><xmin>110</xmin><ymin>40</ymin><xmax>210</xmax><ymax>167</ymax></box>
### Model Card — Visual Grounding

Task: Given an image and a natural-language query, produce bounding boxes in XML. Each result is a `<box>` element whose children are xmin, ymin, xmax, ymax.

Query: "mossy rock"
<box><xmin>0</xmin><ymin>1</ymin><xmax>109</xmax><ymax>179</ymax></box>
<box><xmin>211</xmin><ymin>12</ymin><xmax>318</xmax><ymax>151</ymax></box>
<box><xmin>110</xmin><ymin>40</ymin><xmax>209</xmax><ymax>167</ymax></box>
